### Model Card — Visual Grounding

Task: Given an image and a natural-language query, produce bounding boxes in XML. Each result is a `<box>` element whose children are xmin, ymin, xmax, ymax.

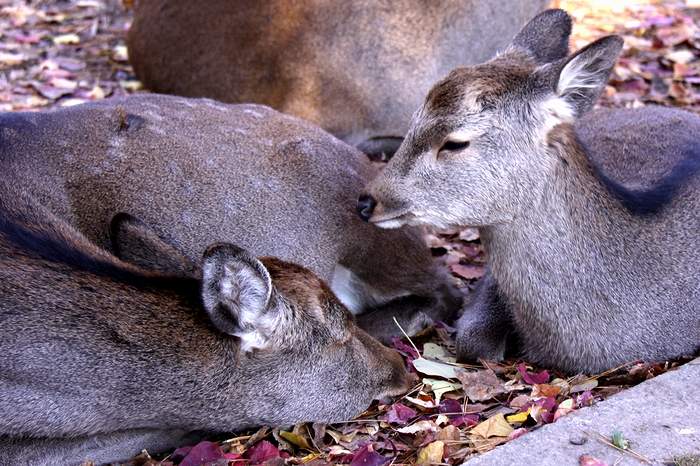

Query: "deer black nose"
<box><xmin>357</xmin><ymin>194</ymin><xmax>377</xmax><ymax>222</ymax></box>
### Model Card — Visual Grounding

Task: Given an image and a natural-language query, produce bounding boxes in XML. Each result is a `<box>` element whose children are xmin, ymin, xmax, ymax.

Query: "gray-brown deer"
<box><xmin>0</xmin><ymin>183</ymin><xmax>413</xmax><ymax>466</ymax></box>
<box><xmin>359</xmin><ymin>9</ymin><xmax>700</xmax><ymax>373</ymax></box>
<box><xmin>0</xmin><ymin>94</ymin><xmax>461</xmax><ymax>343</ymax></box>
<box><xmin>126</xmin><ymin>0</ymin><xmax>550</xmax><ymax>158</ymax></box>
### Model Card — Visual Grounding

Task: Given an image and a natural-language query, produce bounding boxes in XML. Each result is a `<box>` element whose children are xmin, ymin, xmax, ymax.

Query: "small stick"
<box><xmin>393</xmin><ymin>316</ymin><xmax>422</xmax><ymax>357</ymax></box>
<box><xmin>585</xmin><ymin>430</ymin><xmax>652</xmax><ymax>464</ymax></box>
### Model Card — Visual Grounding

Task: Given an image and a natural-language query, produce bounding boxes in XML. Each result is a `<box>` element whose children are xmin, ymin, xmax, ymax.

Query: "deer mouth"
<box><xmin>370</xmin><ymin>210</ymin><xmax>413</xmax><ymax>228</ymax></box>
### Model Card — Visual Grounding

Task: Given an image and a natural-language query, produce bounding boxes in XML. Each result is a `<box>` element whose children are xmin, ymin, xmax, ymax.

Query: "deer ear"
<box><xmin>553</xmin><ymin>35</ymin><xmax>623</xmax><ymax>117</ymax></box>
<box><xmin>110</xmin><ymin>212</ymin><xmax>196</xmax><ymax>277</ymax></box>
<box><xmin>201</xmin><ymin>243</ymin><xmax>279</xmax><ymax>352</ymax></box>
<box><xmin>509</xmin><ymin>9</ymin><xmax>572</xmax><ymax>64</ymax></box>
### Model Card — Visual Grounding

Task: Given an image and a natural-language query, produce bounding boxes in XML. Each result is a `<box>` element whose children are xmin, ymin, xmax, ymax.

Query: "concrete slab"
<box><xmin>464</xmin><ymin>359</ymin><xmax>700</xmax><ymax>466</ymax></box>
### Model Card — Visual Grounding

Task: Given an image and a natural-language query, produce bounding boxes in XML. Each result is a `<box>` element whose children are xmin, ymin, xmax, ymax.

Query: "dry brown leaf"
<box><xmin>457</xmin><ymin>370</ymin><xmax>506</xmax><ymax>402</ymax></box>
<box><xmin>470</xmin><ymin>413</ymin><xmax>514</xmax><ymax>439</ymax></box>
<box><xmin>416</xmin><ymin>441</ymin><xmax>444</xmax><ymax>465</ymax></box>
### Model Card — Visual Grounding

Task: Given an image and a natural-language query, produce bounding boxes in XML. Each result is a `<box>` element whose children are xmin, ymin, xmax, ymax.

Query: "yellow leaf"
<box><xmin>279</xmin><ymin>430</ymin><xmax>311</xmax><ymax>450</ymax></box>
<box><xmin>506</xmin><ymin>411</ymin><xmax>530</xmax><ymax>424</ymax></box>
<box><xmin>416</xmin><ymin>441</ymin><xmax>445</xmax><ymax>465</ymax></box>
<box><xmin>471</xmin><ymin>413</ymin><xmax>514</xmax><ymax>438</ymax></box>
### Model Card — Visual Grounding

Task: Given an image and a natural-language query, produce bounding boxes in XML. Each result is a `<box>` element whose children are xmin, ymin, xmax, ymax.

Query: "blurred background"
<box><xmin>0</xmin><ymin>0</ymin><xmax>698</xmax><ymax>115</ymax></box>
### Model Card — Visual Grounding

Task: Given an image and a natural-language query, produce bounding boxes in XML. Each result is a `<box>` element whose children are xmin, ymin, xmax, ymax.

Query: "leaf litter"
<box><xmin>0</xmin><ymin>0</ymin><xmax>696</xmax><ymax>465</ymax></box>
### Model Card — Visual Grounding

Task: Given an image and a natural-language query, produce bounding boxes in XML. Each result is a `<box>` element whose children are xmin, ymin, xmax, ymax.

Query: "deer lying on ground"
<box><xmin>359</xmin><ymin>9</ymin><xmax>700</xmax><ymax>373</ymax></box>
<box><xmin>0</xmin><ymin>185</ymin><xmax>413</xmax><ymax>465</ymax></box>
<box><xmin>126</xmin><ymin>0</ymin><xmax>549</xmax><ymax>159</ymax></box>
<box><xmin>0</xmin><ymin>94</ymin><xmax>461</xmax><ymax>343</ymax></box>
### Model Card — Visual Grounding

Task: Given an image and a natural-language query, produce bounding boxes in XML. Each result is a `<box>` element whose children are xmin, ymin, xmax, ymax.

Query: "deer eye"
<box><xmin>438</xmin><ymin>139</ymin><xmax>470</xmax><ymax>154</ymax></box>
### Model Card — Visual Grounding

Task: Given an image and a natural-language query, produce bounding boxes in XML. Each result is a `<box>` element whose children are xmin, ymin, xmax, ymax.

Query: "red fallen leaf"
<box><xmin>382</xmin><ymin>402</ymin><xmax>417</xmax><ymax>425</ymax></box>
<box><xmin>245</xmin><ymin>440</ymin><xmax>281</xmax><ymax>464</ymax></box>
<box><xmin>579</xmin><ymin>454</ymin><xmax>609</xmax><ymax>466</ymax></box>
<box><xmin>529</xmin><ymin>397</ymin><xmax>558</xmax><ymax>424</ymax></box>
<box><xmin>177</xmin><ymin>441</ymin><xmax>224</xmax><ymax>466</ymax></box>
<box><xmin>170</xmin><ymin>445</ymin><xmax>193</xmax><ymax>463</ymax></box>
<box><xmin>439</xmin><ymin>399</ymin><xmax>479</xmax><ymax>427</ymax></box>
<box><xmin>391</xmin><ymin>337</ymin><xmax>419</xmax><ymax>362</ymax></box>
<box><xmin>517</xmin><ymin>363</ymin><xmax>549</xmax><ymax>384</ymax></box>
<box><xmin>576</xmin><ymin>390</ymin><xmax>595</xmax><ymax>407</ymax></box>
<box><xmin>349</xmin><ymin>444</ymin><xmax>389</xmax><ymax>466</ymax></box>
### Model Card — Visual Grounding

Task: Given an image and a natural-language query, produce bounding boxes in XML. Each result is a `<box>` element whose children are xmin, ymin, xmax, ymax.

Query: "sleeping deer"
<box><xmin>126</xmin><ymin>0</ymin><xmax>550</xmax><ymax>159</ymax></box>
<box><xmin>359</xmin><ymin>9</ymin><xmax>700</xmax><ymax>373</ymax></box>
<box><xmin>0</xmin><ymin>94</ymin><xmax>461</xmax><ymax>343</ymax></box>
<box><xmin>0</xmin><ymin>185</ymin><xmax>413</xmax><ymax>465</ymax></box>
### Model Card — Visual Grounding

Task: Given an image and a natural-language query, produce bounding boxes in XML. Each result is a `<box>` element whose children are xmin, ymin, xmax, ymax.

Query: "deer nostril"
<box><xmin>357</xmin><ymin>194</ymin><xmax>377</xmax><ymax>222</ymax></box>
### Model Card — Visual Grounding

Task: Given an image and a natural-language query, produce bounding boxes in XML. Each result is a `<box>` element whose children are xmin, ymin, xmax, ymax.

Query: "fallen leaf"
<box><xmin>397</xmin><ymin>420</ymin><xmax>440</xmax><ymax>434</ymax></box>
<box><xmin>437</xmin><ymin>425</ymin><xmax>460</xmax><ymax>442</ymax></box>
<box><xmin>177</xmin><ymin>441</ymin><xmax>224</xmax><ymax>466</ymax></box>
<box><xmin>416</xmin><ymin>441</ymin><xmax>444</xmax><ymax>465</ymax></box>
<box><xmin>422</xmin><ymin>378</ymin><xmax>461</xmax><ymax>404</ymax></box>
<box><xmin>382</xmin><ymin>402</ymin><xmax>417</xmax><ymax>425</ymax></box>
<box><xmin>413</xmin><ymin>357</ymin><xmax>459</xmax><ymax>379</ymax></box>
<box><xmin>532</xmin><ymin>383</ymin><xmax>561</xmax><ymax>398</ymax></box>
<box><xmin>349</xmin><ymin>444</ymin><xmax>388</xmax><ymax>466</ymax></box>
<box><xmin>404</xmin><ymin>395</ymin><xmax>438</xmax><ymax>409</ymax></box>
<box><xmin>571</xmin><ymin>378</ymin><xmax>598</xmax><ymax>393</ymax></box>
<box><xmin>423</xmin><ymin>342</ymin><xmax>457</xmax><ymax>363</ymax></box>
<box><xmin>470</xmin><ymin>413</ymin><xmax>514</xmax><ymax>438</ymax></box>
<box><xmin>506</xmin><ymin>411</ymin><xmax>529</xmax><ymax>424</ymax></box>
<box><xmin>517</xmin><ymin>363</ymin><xmax>550</xmax><ymax>384</ymax></box>
<box><xmin>554</xmin><ymin>398</ymin><xmax>576</xmax><ymax>421</ymax></box>
<box><xmin>244</xmin><ymin>440</ymin><xmax>281</xmax><ymax>463</ymax></box>
<box><xmin>439</xmin><ymin>398</ymin><xmax>480</xmax><ymax>427</ymax></box>
<box><xmin>279</xmin><ymin>430</ymin><xmax>312</xmax><ymax>450</ymax></box>
<box><xmin>392</xmin><ymin>337</ymin><xmax>419</xmax><ymax>361</ymax></box>
<box><xmin>457</xmin><ymin>370</ymin><xmax>506</xmax><ymax>401</ymax></box>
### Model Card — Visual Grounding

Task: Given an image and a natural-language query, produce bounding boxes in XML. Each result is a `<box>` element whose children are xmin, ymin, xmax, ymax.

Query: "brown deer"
<box><xmin>0</xmin><ymin>183</ymin><xmax>413</xmax><ymax>465</ymax></box>
<box><xmin>359</xmin><ymin>9</ymin><xmax>700</xmax><ymax>373</ymax></box>
<box><xmin>0</xmin><ymin>94</ymin><xmax>461</xmax><ymax>343</ymax></box>
<box><xmin>126</xmin><ymin>0</ymin><xmax>550</xmax><ymax>159</ymax></box>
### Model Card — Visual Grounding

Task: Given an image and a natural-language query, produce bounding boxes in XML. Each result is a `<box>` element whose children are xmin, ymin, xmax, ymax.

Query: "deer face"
<box><xmin>200</xmin><ymin>244</ymin><xmax>416</xmax><ymax>424</ymax></box>
<box><xmin>358</xmin><ymin>10</ymin><xmax>622</xmax><ymax>230</ymax></box>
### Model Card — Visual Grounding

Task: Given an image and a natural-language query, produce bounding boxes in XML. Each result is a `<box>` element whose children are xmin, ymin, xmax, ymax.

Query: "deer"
<box><xmin>358</xmin><ymin>9</ymin><xmax>700</xmax><ymax>373</ymax></box>
<box><xmin>0</xmin><ymin>183</ymin><xmax>414</xmax><ymax>466</ymax></box>
<box><xmin>0</xmin><ymin>94</ymin><xmax>462</xmax><ymax>344</ymax></box>
<box><xmin>126</xmin><ymin>0</ymin><xmax>550</xmax><ymax>159</ymax></box>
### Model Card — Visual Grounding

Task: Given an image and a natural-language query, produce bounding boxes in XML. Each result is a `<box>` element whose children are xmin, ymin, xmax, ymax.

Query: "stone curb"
<box><xmin>463</xmin><ymin>358</ymin><xmax>700</xmax><ymax>466</ymax></box>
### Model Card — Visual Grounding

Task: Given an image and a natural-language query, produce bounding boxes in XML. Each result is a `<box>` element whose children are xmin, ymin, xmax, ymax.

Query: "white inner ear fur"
<box><xmin>557</xmin><ymin>54</ymin><xmax>604</xmax><ymax>97</ymax></box>
<box><xmin>222</xmin><ymin>261</ymin><xmax>277</xmax><ymax>353</ymax></box>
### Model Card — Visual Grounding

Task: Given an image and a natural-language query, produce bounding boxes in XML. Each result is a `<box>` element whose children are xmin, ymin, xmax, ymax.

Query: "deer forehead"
<box><xmin>423</xmin><ymin>56</ymin><xmax>535</xmax><ymax>118</ymax></box>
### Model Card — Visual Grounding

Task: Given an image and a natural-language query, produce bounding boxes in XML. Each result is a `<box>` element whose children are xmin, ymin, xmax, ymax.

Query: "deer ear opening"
<box><xmin>201</xmin><ymin>243</ymin><xmax>278</xmax><ymax>352</ymax></box>
<box><xmin>508</xmin><ymin>9</ymin><xmax>572</xmax><ymax>64</ymax></box>
<box><xmin>554</xmin><ymin>35</ymin><xmax>623</xmax><ymax>117</ymax></box>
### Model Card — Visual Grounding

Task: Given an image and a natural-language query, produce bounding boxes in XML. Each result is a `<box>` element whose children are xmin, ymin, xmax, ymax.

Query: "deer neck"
<box><xmin>480</xmin><ymin>124</ymin><xmax>640</xmax><ymax>311</ymax></box>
